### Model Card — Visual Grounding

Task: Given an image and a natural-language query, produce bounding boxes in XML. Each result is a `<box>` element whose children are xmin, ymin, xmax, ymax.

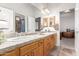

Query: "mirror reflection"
<box><xmin>15</xmin><ymin>13</ymin><xmax>25</xmax><ymax>33</ymax></box>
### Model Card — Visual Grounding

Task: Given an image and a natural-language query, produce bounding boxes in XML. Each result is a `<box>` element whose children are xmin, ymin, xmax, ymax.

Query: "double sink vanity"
<box><xmin>0</xmin><ymin>32</ymin><xmax>57</xmax><ymax>56</ymax></box>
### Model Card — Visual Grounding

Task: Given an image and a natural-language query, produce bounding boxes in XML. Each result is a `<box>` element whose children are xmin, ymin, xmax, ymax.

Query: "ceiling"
<box><xmin>31</xmin><ymin>3</ymin><xmax>75</xmax><ymax>12</ymax></box>
<box><xmin>60</xmin><ymin>9</ymin><xmax>75</xmax><ymax>17</ymax></box>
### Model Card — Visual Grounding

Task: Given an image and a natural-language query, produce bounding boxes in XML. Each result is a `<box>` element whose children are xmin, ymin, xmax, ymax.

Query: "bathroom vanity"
<box><xmin>0</xmin><ymin>32</ymin><xmax>57</xmax><ymax>56</ymax></box>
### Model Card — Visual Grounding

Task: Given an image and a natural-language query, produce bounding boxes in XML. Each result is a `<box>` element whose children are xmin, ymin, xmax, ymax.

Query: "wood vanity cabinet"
<box><xmin>43</xmin><ymin>34</ymin><xmax>57</xmax><ymax>56</ymax></box>
<box><xmin>62</xmin><ymin>32</ymin><xmax>74</xmax><ymax>38</ymax></box>
<box><xmin>18</xmin><ymin>34</ymin><xmax>56</xmax><ymax>56</ymax></box>
<box><xmin>20</xmin><ymin>39</ymin><xmax>44</xmax><ymax>56</ymax></box>
<box><xmin>0</xmin><ymin>34</ymin><xmax>57</xmax><ymax>56</ymax></box>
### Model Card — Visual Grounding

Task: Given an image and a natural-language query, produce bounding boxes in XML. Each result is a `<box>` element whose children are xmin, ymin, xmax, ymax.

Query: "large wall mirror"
<box><xmin>0</xmin><ymin>6</ymin><xmax>14</xmax><ymax>32</ymax></box>
<box><xmin>41</xmin><ymin>16</ymin><xmax>59</xmax><ymax>30</ymax></box>
<box><xmin>15</xmin><ymin>13</ymin><xmax>25</xmax><ymax>33</ymax></box>
<box><xmin>42</xmin><ymin>16</ymin><xmax>55</xmax><ymax>27</ymax></box>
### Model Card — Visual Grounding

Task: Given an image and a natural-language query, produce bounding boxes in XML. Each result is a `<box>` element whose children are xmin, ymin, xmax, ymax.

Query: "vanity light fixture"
<box><xmin>64</xmin><ymin>9</ymin><xmax>71</xmax><ymax>13</ymax></box>
<box><xmin>15</xmin><ymin>16</ymin><xmax>20</xmax><ymax>21</ymax></box>
<box><xmin>41</xmin><ymin>8</ymin><xmax>50</xmax><ymax>15</ymax></box>
<box><xmin>41</xmin><ymin>10</ymin><xmax>46</xmax><ymax>15</ymax></box>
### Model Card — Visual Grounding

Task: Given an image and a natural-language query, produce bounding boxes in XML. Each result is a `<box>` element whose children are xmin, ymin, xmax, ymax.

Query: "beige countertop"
<box><xmin>0</xmin><ymin>32</ymin><xmax>57</xmax><ymax>54</ymax></box>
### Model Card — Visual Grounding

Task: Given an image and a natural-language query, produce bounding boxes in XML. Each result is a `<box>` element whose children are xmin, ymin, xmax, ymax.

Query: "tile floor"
<box><xmin>60</xmin><ymin>38</ymin><xmax>75</xmax><ymax>49</ymax></box>
<box><xmin>48</xmin><ymin>46</ymin><xmax>76</xmax><ymax>56</ymax></box>
<box><xmin>48</xmin><ymin>38</ymin><xmax>76</xmax><ymax>56</ymax></box>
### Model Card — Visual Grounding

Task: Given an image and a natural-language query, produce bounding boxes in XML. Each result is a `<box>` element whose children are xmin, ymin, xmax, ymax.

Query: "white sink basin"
<box><xmin>6</xmin><ymin>34</ymin><xmax>46</xmax><ymax>42</ymax></box>
<box><xmin>6</xmin><ymin>35</ymin><xmax>38</xmax><ymax>42</ymax></box>
<box><xmin>6</xmin><ymin>36</ymin><xmax>26</xmax><ymax>42</ymax></box>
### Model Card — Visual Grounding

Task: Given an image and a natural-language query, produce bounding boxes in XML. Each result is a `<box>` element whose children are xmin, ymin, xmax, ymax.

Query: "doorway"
<box><xmin>60</xmin><ymin>9</ymin><xmax>75</xmax><ymax>49</ymax></box>
<box><xmin>15</xmin><ymin>13</ymin><xmax>25</xmax><ymax>33</ymax></box>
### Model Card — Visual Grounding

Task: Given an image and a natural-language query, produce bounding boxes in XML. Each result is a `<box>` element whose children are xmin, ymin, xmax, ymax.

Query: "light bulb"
<box><xmin>44</xmin><ymin>8</ymin><xmax>50</xmax><ymax>13</ymax></box>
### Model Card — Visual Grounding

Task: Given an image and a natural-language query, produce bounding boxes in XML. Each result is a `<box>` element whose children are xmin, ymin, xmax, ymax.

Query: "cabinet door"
<box><xmin>44</xmin><ymin>46</ymin><xmax>49</xmax><ymax>56</ymax></box>
<box><xmin>33</xmin><ymin>46</ymin><xmax>43</xmax><ymax>56</ymax></box>
<box><xmin>38</xmin><ymin>40</ymin><xmax>44</xmax><ymax>56</ymax></box>
<box><xmin>33</xmin><ymin>40</ymin><xmax>44</xmax><ymax>56</ymax></box>
<box><xmin>33</xmin><ymin>48</ymin><xmax>39</xmax><ymax>56</ymax></box>
<box><xmin>38</xmin><ymin>46</ymin><xmax>43</xmax><ymax>56</ymax></box>
<box><xmin>44</xmin><ymin>38</ymin><xmax>50</xmax><ymax>56</ymax></box>
<box><xmin>50</xmin><ymin>35</ymin><xmax>56</xmax><ymax>49</ymax></box>
<box><xmin>49</xmin><ymin>36</ymin><xmax>55</xmax><ymax>49</ymax></box>
<box><xmin>3</xmin><ymin>48</ymin><xmax>19</xmax><ymax>56</ymax></box>
<box><xmin>20</xmin><ymin>43</ymin><xmax>35</xmax><ymax>56</ymax></box>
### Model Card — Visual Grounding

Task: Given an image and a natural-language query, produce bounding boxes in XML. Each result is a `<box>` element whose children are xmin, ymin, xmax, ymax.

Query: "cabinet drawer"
<box><xmin>38</xmin><ymin>39</ymin><xmax>43</xmax><ymax>46</ymax></box>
